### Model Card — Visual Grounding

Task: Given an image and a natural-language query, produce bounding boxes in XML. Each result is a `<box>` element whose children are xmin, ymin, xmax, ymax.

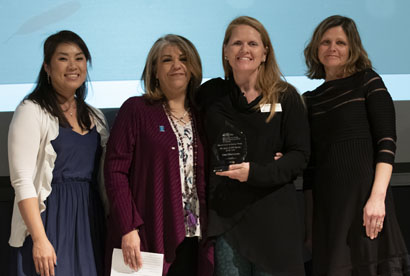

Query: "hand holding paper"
<box><xmin>111</xmin><ymin>248</ymin><xmax>164</xmax><ymax>276</ymax></box>
<box><xmin>121</xmin><ymin>230</ymin><xmax>142</xmax><ymax>271</ymax></box>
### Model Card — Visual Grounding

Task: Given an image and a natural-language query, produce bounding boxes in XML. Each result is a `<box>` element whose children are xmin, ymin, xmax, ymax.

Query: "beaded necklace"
<box><xmin>163</xmin><ymin>103</ymin><xmax>199</xmax><ymax>234</ymax></box>
<box><xmin>169</xmin><ymin>110</ymin><xmax>189</xmax><ymax>125</ymax></box>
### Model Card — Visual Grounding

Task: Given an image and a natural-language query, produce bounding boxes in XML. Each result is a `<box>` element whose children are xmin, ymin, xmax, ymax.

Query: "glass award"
<box><xmin>212</xmin><ymin>121</ymin><xmax>247</xmax><ymax>172</ymax></box>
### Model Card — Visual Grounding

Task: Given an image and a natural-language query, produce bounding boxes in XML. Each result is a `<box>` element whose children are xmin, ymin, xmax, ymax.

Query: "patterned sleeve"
<box><xmin>364</xmin><ymin>69</ymin><xmax>397</xmax><ymax>165</ymax></box>
<box><xmin>302</xmin><ymin>91</ymin><xmax>314</xmax><ymax>190</ymax></box>
<box><xmin>104</xmin><ymin>98</ymin><xmax>144</xmax><ymax>236</ymax></box>
<box><xmin>302</xmin><ymin>150</ymin><xmax>315</xmax><ymax>190</ymax></box>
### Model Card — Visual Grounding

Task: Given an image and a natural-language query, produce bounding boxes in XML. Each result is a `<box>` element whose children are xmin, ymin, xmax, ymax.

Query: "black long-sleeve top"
<box><xmin>197</xmin><ymin>77</ymin><xmax>310</xmax><ymax>275</ymax></box>
<box><xmin>302</xmin><ymin>69</ymin><xmax>410</xmax><ymax>275</ymax></box>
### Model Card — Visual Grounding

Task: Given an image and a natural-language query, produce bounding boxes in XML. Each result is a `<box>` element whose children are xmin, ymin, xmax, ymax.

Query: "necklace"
<box><xmin>169</xmin><ymin>109</ymin><xmax>190</xmax><ymax>125</ymax></box>
<box><xmin>164</xmin><ymin>103</ymin><xmax>199</xmax><ymax>234</ymax></box>
<box><xmin>62</xmin><ymin>101</ymin><xmax>76</xmax><ymax>117</ymax></box>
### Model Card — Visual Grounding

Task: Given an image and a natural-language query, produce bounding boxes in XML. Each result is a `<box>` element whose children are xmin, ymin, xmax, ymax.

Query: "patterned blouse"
<box><xmin>167</xmin><ymin>117</ymin><xmax>201</xmax><ymax>237</ymax></box>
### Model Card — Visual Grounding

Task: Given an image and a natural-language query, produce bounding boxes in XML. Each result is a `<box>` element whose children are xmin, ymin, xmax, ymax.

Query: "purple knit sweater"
<box><xmin>104</xmin><ymin>97</ymin><xmax>213</xmax><ymax>275</ymax></box>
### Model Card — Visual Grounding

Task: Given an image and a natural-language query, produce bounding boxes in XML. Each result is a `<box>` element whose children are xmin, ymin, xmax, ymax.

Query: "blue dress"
<box><xmin>10</xmin><ymin>126</ymin><xmax>105</xmax><ymax>276</ymax></box>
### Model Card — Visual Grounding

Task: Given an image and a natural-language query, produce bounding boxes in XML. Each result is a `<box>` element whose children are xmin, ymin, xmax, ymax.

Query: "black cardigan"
<box><xmin>197</xmin><ymin>77</ymin><xmax>310</xmax><ymax>275</ymax></box>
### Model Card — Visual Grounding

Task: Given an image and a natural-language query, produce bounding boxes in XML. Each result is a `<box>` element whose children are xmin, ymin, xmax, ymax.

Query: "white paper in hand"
<box><xmin>111</xmin><ymin>248</ymin><xmax>164</xmax><ymax>276</ymax></box>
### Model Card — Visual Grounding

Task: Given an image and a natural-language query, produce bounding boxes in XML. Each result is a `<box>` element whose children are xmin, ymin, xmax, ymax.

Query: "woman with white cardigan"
<box><xmin>8</xmin><ymin>30</ymin><xmax>108</xmax><ymax>276</ymax></box>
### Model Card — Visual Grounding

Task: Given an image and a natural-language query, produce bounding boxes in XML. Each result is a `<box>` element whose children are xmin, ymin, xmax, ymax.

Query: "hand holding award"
<box><xmin>212</xmin><ymin>121</ymin><xmax>247</xmax><ymax>172</ymax></box>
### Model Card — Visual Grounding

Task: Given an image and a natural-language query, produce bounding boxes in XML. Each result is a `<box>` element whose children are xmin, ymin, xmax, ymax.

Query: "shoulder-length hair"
<box><xmin>141</xmin><ymin>34</ymin><xmax>202</xmax><ymax>105</ymax></box>
<box><xmin>304</xmin><ymin>15</ymin><xmax>372</xmax><ymax>80</ymax></box>
<box><xmin>26</xmin><ymin>30</ymin><xmax>100</xmax><ymax>130</ymax></box>
<box><xmin>223</xmin><ymin>16</ymin><xmax>291</xmax><ymax>121</ymax></box>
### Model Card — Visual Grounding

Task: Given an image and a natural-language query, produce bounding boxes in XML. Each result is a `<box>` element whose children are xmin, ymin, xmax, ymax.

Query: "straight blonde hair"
<box><xmin>223</xmin><ymin>16</ymin><xmax>291</xmax><ymax>122</ymax></box>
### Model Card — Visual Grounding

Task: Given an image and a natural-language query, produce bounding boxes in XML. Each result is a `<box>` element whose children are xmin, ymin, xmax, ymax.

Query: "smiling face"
<box><xmin>44</xmin><ymin>42</ymin><xmax>87</xmax><ymax>96</ymax></box>
<box><xmin>318</xmin><ymin>26</ymin><xmax>350</xmax><ymax>79</ymax></box>
<box><xmin>224</xmin><ymin>24</ymin><xmax>267</xmax><ymax>78</ymax></box>
<box><xmin>156</xmin><ymin>44</ymin><xmax>191</xmax><ymax>98</ymax></box>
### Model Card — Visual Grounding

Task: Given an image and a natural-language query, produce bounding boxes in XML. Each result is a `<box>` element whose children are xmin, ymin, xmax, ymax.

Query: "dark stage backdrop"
<box><xmin>0</xmin><ymin>107</ymin><xmax>409</xmax><ymax>275</ymax></box>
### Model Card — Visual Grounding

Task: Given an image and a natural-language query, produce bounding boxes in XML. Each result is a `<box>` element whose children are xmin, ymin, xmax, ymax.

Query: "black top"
<box><xmin>303</xmin><ymin>69</ymin><xmax>410</xmax><ymax>275</ymax></box>
<box><xmin>197</xmin><ymin>77</ymin><xmax>310</xmax><ymax>275</ymax></box>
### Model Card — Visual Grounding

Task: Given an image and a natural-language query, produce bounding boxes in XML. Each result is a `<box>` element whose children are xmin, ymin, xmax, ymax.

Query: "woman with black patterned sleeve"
<box><xmin>303</xmin><ymin>15</ymin><xmax>410</xmax><ymax>276</ymax></box>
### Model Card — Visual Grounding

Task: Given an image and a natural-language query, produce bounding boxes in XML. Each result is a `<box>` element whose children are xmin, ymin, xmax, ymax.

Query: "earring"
<box><xmin>224</xmin><ymin>56</ymin><xmax>228</xmax><ymax>61</ymax></box>
<box><xmin>47</xmin><ymin>73</ymin><xmax>50</xmax><ymax>84</ymax></box>
<box><xmin>155</xmin><ymin>78</ymin><xmax>160</xmax><ymax>88</ymax></box>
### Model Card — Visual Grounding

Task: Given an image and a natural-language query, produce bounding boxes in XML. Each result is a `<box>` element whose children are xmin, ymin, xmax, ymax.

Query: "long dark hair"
<box><xmin>26</xmin><ymin>30</ymin><xmax>101</xmax><ymax>129</ymax></box>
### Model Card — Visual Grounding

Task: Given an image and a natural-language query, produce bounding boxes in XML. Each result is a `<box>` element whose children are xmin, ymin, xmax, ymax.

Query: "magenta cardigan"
<box><xmin>104</xmin><ymin>97</ymin><xmax>213</xmax><ymax>276</ymax></box>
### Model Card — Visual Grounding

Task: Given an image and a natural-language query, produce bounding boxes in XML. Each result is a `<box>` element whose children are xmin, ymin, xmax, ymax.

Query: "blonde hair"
<box><xmin>223</xmin><ymin>16</ymin><xmax>291</xmax><ymax>121</ymax></box>
<box><xmin>304</xmin><ymin>15</ymin><xmax>372</xmax><ymax>79</ymax></box>
<box><xmin>141</xmin><ymin>34</ymin><xmax>202</xmax><ymax>104</ymax></box>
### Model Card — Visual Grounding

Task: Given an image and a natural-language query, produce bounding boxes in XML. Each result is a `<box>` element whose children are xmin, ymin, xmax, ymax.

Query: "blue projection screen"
<box><xmin>1</xmin><ymin>0</ymin><xmax>409</xmax><ymax>111</ymax></box>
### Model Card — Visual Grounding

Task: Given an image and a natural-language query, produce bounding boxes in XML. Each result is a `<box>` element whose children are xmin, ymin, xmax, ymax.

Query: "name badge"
<box><xmin>260</xmin><ymin>103</ymin><xmax>282</xmax><ymax>113</ymax></box>
<box><xmin>260</xmin><ymin>104</ymin><xmax>271</xmax><ymax>112</ymax></box>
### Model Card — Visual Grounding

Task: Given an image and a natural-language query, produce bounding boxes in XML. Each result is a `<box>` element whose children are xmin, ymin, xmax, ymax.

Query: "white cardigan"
<box><xmin>8</xmin><ymin>100</ymin><xmax>109</xmax><ymax>247</ymax></box>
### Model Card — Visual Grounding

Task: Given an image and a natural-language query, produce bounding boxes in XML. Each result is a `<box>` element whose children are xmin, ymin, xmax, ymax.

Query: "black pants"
<box><xmin>167</xmin><ymin>237</ymin><xmax>199</xmax><ymax>276</ymax></box>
